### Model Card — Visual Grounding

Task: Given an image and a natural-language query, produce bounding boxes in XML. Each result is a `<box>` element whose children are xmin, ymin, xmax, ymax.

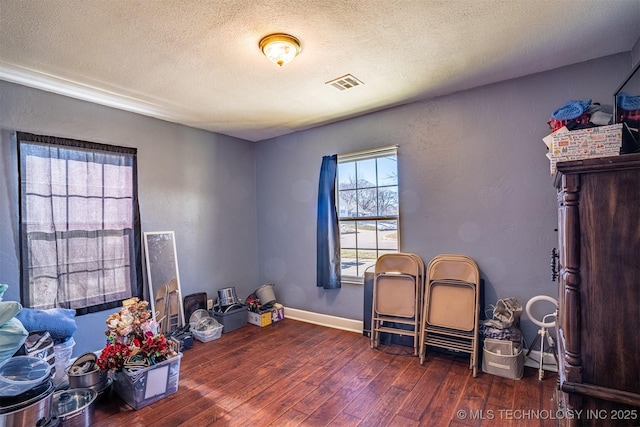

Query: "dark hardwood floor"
<box><xmin>93</xmin><ymin>319</ymin><xmax>558</xmax><ymax>426</ymax></box>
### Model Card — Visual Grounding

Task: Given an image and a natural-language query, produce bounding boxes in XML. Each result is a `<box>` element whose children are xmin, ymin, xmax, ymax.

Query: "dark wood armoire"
<box><xmin>554</xmin><ymin>153</ymin><xmax>640</xmax><ymax>426</ymax></box>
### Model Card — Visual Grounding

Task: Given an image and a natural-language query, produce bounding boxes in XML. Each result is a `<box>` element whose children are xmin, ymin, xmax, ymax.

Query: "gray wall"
<box><xmin>255</xmin><ymin>53</ymin><xmax>633</xmax><ymax>342</ymax></box>
<box><xmin>0</xmin><ymin>52</ymin><xmax>634</xmax><ymax>356</ymax></box>
<box><xmin>0</xmin><ymin>81</ymin><xmax>258</xmax><ymax>356</ymax></box>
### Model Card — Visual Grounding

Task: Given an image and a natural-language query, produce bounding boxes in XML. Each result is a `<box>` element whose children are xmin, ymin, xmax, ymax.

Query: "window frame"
<box><xmin>337</xmin><ymin>145</ymin><xmax>400</xmax><ymax>284</ymax></box>
<box><xmin>17</xmin><ymin>132</ymin><xmax>143</xmax><ymax>315</ymax></box>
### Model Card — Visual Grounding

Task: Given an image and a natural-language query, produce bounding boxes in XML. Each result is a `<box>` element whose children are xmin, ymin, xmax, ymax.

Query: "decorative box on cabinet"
<box><xmin>554</xmin><ymin>154</ymin><xmax>640</xmax><ymax>426</ymax></box>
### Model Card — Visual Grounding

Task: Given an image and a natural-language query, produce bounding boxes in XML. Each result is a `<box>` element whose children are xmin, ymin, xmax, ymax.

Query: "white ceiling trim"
<box><xmin>0</xmin><ymin>63</ymin><xmax>179</xmax><ymax>124</ymax></box>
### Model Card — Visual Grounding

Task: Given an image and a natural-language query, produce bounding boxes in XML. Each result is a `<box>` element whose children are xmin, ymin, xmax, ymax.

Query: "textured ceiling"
<box><xmin>1</xmin><ymin>0</ymin><xmax>639</xmax><ymax>142</ymax></box>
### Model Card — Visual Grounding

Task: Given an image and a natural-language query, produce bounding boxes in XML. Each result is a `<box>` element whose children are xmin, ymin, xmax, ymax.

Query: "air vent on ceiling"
<box><xmin>325</xmin><ymin>74</ymin><xmax>364</xmax><ymax>91</ymax></box>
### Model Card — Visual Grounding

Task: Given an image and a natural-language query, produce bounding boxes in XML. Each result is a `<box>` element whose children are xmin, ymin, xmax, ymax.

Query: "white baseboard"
<box><xmin>283</xmin><ymin>307</ymin><xmax>362</xmax><ymax>334</ymax></box>
<box><xmin>523</xmin><ymin>349</ymin><xmax>558</xmax><ymax>372</ymax></box>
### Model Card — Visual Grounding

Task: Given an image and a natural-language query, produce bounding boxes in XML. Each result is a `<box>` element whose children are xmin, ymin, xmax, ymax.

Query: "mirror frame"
<box><xmin>143</xmin><ymin>231</ymin><xmax>185</xmax><ymax>332</ymax></box>
<box><xmin>614</xmin><ymin>60</ymin><xmax>640</xmax><ymax>124</ymax></box>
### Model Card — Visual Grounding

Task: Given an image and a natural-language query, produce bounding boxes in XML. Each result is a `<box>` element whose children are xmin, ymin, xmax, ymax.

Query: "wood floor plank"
<box><xmin>358</xmin><ymin>385</ymin><xmax>411</xmax><ymax>427</ymax></box>
<box><xmin>328</xmin><ymin>411</ymin><xmax>362</xmax><ymax>427</ymax></box>
<box><xmin>214</xmin><ymin>367</ymin><xmax>318</xmax><ymax>427</ymax></box>
<box><xmin>388</xmin><ymin>414</ymin><xmax>421</xmax><ymax>427</ymax></box>
<box><xmin>342</xmin><ymin>354</ymin><xmax>413</xmax><ymax>419</ymax></box>
<box><xmin>486</xmin><ymin>375</ymin><xmax>515</xmax><ymax>407</ymax></box>
<box><xmin>268</xmin><ymin>408</ymin><xmax>309</xmax><ymax>426</ymax></box>
<box><xmin>397</xmin><ymin>356</ymin><xmax>452</xmax><ymax>421</ymax></box>
<box><xmin>451</xmin><ymin>369</ymin><xmax>493</xmax><ymax>427</ymax></box>
<box><xmin>303</xmin><ymin>387</ymin><xmax>356</xmax><ymax>426</ymax></box>
<box><xmin>510</xmin><ymin>369</ymin><xmax>546</xmax><ymax>427</ymax></box>
<box><xmin>420</xmin><ymin>363</ymin><xmax>470</xmax><ymax>426</ymax></box>
<box><xmin>303</xmin><ymin>347</ymin><xmax>396</xmax><ymax>424</ymax></box>
<box><xmin>242</xmin><ymin>379</ymin><xmax>318</xmax><ymax>426</ymax></box>
<box><xmin>301</xmin><ymin>347</ymin><xmax>395</xmax><ymax>424</ymax></box>
<box><xmin>292</xmin><ymin>383</ymin><xmax>336</xmax><ymax>416</ymax></box>
<box><xmin>91</xmin><ymin>319</ymin><xmax>557</xmax><ymax>427</ymax></box>
<box><xmin>390</xmin><ymin>355</ymin><xmax>428</xmax><ymax>392</ymax></box>
<box><xmin>299</xmin><ymin>333</ymin><xmax>369</xmax><ymax>389</ymax></box>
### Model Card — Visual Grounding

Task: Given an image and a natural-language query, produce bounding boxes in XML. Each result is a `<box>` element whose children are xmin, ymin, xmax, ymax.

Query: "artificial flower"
<box><xmin>98</xmin><ymin>298</ymin><xmax>178</xmax><ymax>372</ymax></box>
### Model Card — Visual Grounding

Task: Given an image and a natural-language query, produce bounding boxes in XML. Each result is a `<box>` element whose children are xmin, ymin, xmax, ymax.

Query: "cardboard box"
<box><xmin>248</xmin><ymin>310</ymin><xmax>272</xmax><ymax>327</ymax></box>
<box><xmin>271</xmin><ymin>303</ymin><xmax>284</xmax><ymax>323</ymax></box>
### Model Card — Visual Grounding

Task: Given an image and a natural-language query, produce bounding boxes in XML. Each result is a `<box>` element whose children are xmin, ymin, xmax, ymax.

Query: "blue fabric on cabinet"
<box><xmin>317</xmin><ymin>155</ymin><xmax>341</xmax><ymax>289</ymax></box>
<box><xmin>551</xmin><ymin>98</ymin><xmax>591</xmax><ymax>120</ymax></box>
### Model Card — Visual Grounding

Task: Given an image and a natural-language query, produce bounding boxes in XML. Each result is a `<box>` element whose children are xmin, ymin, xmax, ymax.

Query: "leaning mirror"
<box><xmin>614</xmin><ymin>60</ymin><xmax>640</xmax><ymax>126</ymax></box>
<box><xmin>614</xmin><ymin>61</ymin><xmax>640</xmax><ymax>154</ymax></box>
<box><xmin>143</xmin><ymin>231</ymin><xmax>185</xmax><ymax>333</ymax></box>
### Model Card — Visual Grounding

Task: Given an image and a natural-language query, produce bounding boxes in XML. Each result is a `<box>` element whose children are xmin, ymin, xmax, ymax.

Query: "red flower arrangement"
<box><xmin>97</xmin><ymin>341</ymin><xmax>131</xmax><ymax>372</ymax></box>
<box><xmin>97</xmin><ymin>298</ymin><xmax>178</xmax><ymax>372</ymax></box>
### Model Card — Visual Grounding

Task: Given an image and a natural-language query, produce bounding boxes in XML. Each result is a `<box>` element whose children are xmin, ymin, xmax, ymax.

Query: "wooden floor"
<box><xmin>93</xmin><ymin>319</ymin><xmax>558</xmax><ymax>426</ymax></box>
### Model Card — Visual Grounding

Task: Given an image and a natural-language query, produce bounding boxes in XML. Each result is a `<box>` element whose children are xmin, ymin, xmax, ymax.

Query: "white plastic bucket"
<box><xmin>255</xmin><ymin>284</ymin><xmax>277</xmax><ymax>306</ymax></box>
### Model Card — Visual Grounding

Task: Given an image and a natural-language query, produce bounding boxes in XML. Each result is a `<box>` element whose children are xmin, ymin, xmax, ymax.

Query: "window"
<box><xmin>17</xmin><ymin>132</ymin><xmax>143</xmax><ymax>315</ymax></box>
<box><xmin>337</xmin><ymin>146</ymin><xmax>399</xmax><ymax>280</ymax></box>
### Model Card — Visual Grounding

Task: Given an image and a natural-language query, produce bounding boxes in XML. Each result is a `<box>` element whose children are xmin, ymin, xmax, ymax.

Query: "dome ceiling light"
<box><xmin>259</xmin><ymin>33</ymin><xmax>301</xmax><ymax>66</ymax></box>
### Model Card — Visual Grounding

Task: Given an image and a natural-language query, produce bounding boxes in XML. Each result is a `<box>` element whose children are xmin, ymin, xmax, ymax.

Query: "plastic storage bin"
<box><xmin>112</xmin><ymin>353</ymin><xmax>182</xmax><ymax>410</ymax></box>
<box><xmin>191</xmin><ymin>323</ymin><xmax>223</xmax><ymax>342</ymax></box>
<box><xmin>211</xmin><ymin>305</ymin><xmax>247</xmax><ymax>333</ymax></box>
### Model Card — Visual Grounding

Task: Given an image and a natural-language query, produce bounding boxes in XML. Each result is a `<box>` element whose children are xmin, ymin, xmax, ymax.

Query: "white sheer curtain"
<box><xmin>18</xmin><ymin>132</ymin><xmax>143</xmax><ymax>315</ymax></box>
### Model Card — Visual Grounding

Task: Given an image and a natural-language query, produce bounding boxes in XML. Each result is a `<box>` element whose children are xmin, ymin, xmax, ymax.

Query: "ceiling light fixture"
<box><xmin>259</xmin><ymin>33</ymin><xmax>301</xmax><ymax>66</ymax></box>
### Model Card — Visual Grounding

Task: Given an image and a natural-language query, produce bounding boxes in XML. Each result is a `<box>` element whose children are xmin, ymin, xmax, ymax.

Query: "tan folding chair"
<box><xmin>419</xmin><ymin>254</ymin><xmax>481</xmax><ymax>377</ymax></box>
<box><xmin>371</xmin><ymin>253</ymin><xmax>425</xmax><ymax>355</ymax></box>
<box><xmin>156</xmin><ymin>278</ymin><xmax>182</xmax><ymax>334</ymax></box>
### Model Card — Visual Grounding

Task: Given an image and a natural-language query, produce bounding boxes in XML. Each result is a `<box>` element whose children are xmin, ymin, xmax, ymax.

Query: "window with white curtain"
<box><xmin>337</xmin><ymin>146</ymin><xmax>399</xmax><ymax>281</ymax></box>
<box><xmin>17</xmin><ymin>132</ymin><xmax>143</xmax><ymax>315</ymax></box>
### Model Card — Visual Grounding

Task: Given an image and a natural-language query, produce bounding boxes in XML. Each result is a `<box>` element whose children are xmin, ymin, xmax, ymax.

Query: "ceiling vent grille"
<box><xmin>325</xmin><ymin>74</ymin><xmax>364</xmax><ymax>91</ymax></box>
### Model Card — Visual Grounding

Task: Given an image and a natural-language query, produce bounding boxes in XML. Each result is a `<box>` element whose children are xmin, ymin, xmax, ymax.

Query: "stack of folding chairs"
<box><xmin>419</xmin><ymin>254</ymin><xmax>481</xmax><ymax>377</ymax></box>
